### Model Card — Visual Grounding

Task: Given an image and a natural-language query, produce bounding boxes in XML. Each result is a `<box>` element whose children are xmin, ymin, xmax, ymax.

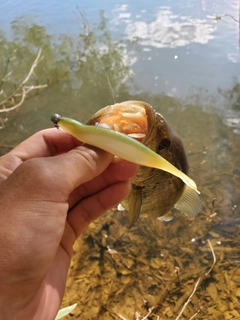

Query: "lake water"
<box><xmin>1</xmin><ymin>1</ymin><xmax>240</xmax><ymax>319</ymax></box>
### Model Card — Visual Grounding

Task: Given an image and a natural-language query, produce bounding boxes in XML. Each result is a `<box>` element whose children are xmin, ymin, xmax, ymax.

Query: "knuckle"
<box><xmin>20</xmin><ymin>158</ymin><xmax>53</xmax><ymax>187</ymax></box>
<box><xmin>73</xmin><ymin>146</ymin><xmax>100</xmax><ymax>171</ymax></box>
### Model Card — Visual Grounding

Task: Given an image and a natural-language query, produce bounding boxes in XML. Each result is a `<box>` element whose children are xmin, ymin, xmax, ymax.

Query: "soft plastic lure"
<box><xmin>51</xmin><ymin>114</ymin><xmax>200</xmax><ymax>193</ymax></box>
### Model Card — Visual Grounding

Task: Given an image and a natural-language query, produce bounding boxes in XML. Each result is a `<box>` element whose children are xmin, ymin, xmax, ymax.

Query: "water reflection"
<box><xmin>113</xmin><ymin>5</ymin><xmax>216</xmax><ymax>48</ymax></box>
<box><xmin>0</xmin><ymin>14</ymin><xmax>134</xmax><ymax>144</ymax></box>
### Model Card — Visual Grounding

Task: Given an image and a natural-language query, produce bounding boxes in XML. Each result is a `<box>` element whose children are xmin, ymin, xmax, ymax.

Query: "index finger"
<box><xmin>0</xmin><ymin>128</ymin><xmax>83</xmax><ymax>178</ymax></box>
<box><xmin>12</xmin><ymin>128</ymin><xmax>82</xmax><ymax>159</ymax></box>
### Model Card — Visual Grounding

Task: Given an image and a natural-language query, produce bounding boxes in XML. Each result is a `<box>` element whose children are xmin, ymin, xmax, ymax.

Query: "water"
<box><xmin>0</xmin><ymin>1</ymin><xmax>240</xmax><ymax>319</ymax></box>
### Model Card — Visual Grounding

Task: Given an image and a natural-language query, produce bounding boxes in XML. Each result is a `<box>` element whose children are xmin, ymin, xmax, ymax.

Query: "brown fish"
<box><xmin>87</xmin><ymin>100</ymin><xmax>201</xmax><ymax>227</ymax></box>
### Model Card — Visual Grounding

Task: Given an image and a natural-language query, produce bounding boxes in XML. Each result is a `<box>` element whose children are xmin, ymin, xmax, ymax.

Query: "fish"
<box><xmin>51</xmin><ymin>100</ymin><xmax>201</xmax><ymax>227</ymax></box>
<box><xmin>86</xmin><ymin>101</ymin><xmax>201</xmax><ymax>227</ymax></box>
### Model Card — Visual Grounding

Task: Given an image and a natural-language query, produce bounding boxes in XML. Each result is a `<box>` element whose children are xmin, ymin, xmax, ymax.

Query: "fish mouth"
<box><xmin>86</xmin><ymin>100</ymin><xmax>156</xmax><ymax>145</ymax></box>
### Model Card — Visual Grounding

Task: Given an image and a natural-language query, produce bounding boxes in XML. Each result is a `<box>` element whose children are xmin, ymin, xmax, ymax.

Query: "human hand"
<box><xmin>0</xmin><ymin>128</ymin><xmax>138</xmax><ymax>320</ymax></box>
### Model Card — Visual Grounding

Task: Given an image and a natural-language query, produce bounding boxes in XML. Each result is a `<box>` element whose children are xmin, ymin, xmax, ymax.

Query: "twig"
<box><xmin>174</xmin><ymin>239</ymin><xmax>216</xmax><ymax>320</ymax></box>
<box><xmin>22</xmin><ymin>48</ymin><xmax>43</xmax><ymax>85</ymax></box>
<box><xmin>205</xmin><ymin>239</ymin><xmax>216</xmax><ymax>276</ymax></box>
<box><xmin>223</xmin><ymin>14</ymin><xmax>239</xmax><ymax>23</ymax></box>
<box><xmin>77</xmin><ymin>9</ymin><xmax>116</xmax><ymax>103</ymax></box>
<box><xmin>0</xmin><ymin>57</ymin><xmax>11</xmax><ymax>90</ymax></box>
<box><xmin>0</xmin><ymin>49</ymin><xmax>43</xmax><ymax>106</ymax></box>
<box><xmin>188</xmin><ymin>308</ymin><xmax>201</xmax><ymax>320</ymax></box>
<box><xmin>214</xmin><ymin>14</ymin><xmax>239</xmax><ymax>23</ymax></box>
<box><xmin>105</xmin><ymin>308</ymin><xmax>127</xmax><ymax>320</ymax></box>
<box><xmin>115</xmin><ymin>314</ymin><xmax>127</xmax><ymax>320</ymax></box>
<box><xmin>175</xmin><ymin>277</ymin><xmax>201</xmax><ymax>320</ymax></box>
<box><xmin>142</xmin><ymin>306</ymin><xmax>157</xmax><ymax>320</ymax></box>
<box><xmin>0</xmin><ymin>49</ymin><xmax>47</xmax><ymax>115</ymax></box>
<box><xmin>134</xmin><ymin>306</ymin><xmax>157</xmax><ymax>320</ymax></box>
<box><xmin>24</xmin><ymin>84</ymin><xmax>47</xmax><ymax>95</ymax></box>
<box><xmin>77</xmin><ymin>8</ymin><xmax>89</xmax><ymax>37</ymax></box>
<box><xmin>0</xmin><ymin>48</ymin><xmax>17</xmax><ymax>90</ymax></box>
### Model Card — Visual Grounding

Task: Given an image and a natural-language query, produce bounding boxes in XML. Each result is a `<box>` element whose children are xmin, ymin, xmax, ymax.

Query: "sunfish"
<box><xmin>86</xmin><ymin>101</ymin><xmax>201</xmax><ymax>227</ymax></box>
<box><xmin>51</xmin><ymin>100</ymin><xmax>201</xmax><ymax>228</ymax></box>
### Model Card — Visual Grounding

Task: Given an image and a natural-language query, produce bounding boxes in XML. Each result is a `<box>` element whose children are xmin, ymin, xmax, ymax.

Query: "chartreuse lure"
<box><xmin>51</xmin><ymin>114</ymin><xmax>200</xmax><ymax>194</ymax></box>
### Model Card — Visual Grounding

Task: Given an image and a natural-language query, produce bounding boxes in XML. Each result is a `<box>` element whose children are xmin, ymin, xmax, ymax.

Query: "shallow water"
<box><xmin>0</xmin><ymin>0</ymin><xmax>240</xmax><ymax>319</ymax></box>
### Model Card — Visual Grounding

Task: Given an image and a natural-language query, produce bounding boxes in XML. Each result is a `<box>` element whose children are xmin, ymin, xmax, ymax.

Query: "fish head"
<box><xmin>150</xmin><ymin>112</ymin><xmax>189</xmax><ymax>175</ymax></box>
<box><xmin>87</xmin><ymin>100</ymin><xmax>188</xmax><ymax>175</ymax></box>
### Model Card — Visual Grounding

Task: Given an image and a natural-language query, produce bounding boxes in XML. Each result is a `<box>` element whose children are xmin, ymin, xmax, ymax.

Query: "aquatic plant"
<box><xmin>54</xmin><ymin>303</ymin><xmax>77</xmax><ymax>320</ymax></box>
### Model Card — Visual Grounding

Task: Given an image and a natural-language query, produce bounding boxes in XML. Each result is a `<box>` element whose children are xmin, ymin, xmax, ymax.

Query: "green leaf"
<box><xmin>55</xmin><ymin>303</ymin><xmax>77</xmax><ymax>320</ymax></box>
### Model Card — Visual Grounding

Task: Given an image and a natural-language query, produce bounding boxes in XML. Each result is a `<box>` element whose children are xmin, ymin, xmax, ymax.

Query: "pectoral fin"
<box><xmin>157</xmin><ymin>211</ymin><xmax>174</xmax><ymax>222</ymax></box>
<box><xmin>174</xmin><ymin>185</ymin><xmax>201</xmax><ymax>217</ymax></box>
<box><xmin>128</xmin><ymin>186</ymin><xmax>143</xmax><ymax>228</ymax></box>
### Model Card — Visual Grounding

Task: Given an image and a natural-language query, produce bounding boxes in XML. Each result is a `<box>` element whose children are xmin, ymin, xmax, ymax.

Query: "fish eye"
<box><xmin>158</xmin><ymin>138</ymin><xmax>171</xmax><ymax>151</ymax></box>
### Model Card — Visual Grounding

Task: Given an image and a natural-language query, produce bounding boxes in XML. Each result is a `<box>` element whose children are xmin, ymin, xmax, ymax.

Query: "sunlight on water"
<box><xmin>113</xmin><ymin>6</ymin><xmax>216</xmax><ymax>47</ymax></box>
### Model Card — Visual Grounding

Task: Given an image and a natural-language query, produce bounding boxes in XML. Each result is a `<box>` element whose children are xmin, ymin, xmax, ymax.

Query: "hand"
<box><xmin>0</xmin><ymin>128</ymin><xmax>138</xmax><ymax>320</ymax></box>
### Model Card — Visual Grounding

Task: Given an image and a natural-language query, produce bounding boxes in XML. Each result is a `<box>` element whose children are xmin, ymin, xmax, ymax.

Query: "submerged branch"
<box><xmin>0</xmin><ymin>49</ymin><xmax>47</xmax><ymax>127</ymax></box>
<box><xmin>174</xmin><ymin>239</ymin><xmax>216</xmax><ymax>320</ymax></box>
<box><xmin>175</xmin><ymin>277</ymin><xmax>201</xmax><ymax>320</ymax></box>
<box><xmin>205</xmin><ymin>239</ymin><xmax>216</xmax><ymax>276</ymax></box>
